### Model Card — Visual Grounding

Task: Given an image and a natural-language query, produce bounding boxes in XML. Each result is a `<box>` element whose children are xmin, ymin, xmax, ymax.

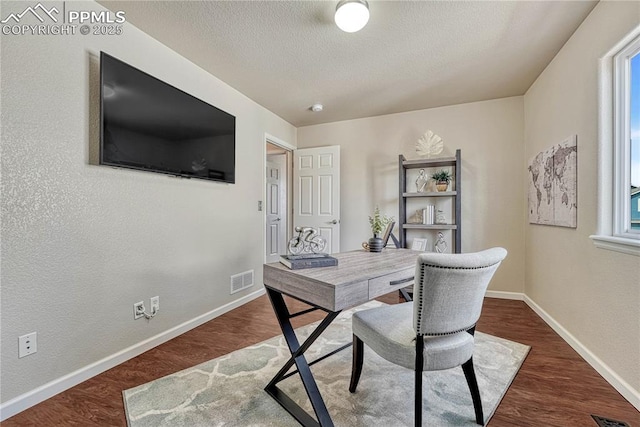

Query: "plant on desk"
<box><xmin>367</xmin><ymin>206</ymin><xmax>393</xmax><ymax>253</ymax></box>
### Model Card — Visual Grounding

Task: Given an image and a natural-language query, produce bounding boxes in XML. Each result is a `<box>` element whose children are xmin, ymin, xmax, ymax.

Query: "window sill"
<box><xmin>589</xmin><ymin>234</ymin><xmax>640</xmax><ymax>256</ymax></box>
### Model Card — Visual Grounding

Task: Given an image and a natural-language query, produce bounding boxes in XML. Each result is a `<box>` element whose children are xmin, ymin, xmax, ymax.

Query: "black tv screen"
<box><xmin>100</xmin><ymin>52</ymin><xmax>236</xmax><ymax>183</ymax></box>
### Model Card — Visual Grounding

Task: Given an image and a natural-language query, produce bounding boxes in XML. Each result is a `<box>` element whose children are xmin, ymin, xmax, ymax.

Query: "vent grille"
<box><xmin>230</xmin><ymin>270</ymin><xmax>254</xmax><ymax>294</ymax></box>
<box><xmin>591</xmin><ymin>415</ymin><xmax>630</xmax><ymax>427</ymax></box>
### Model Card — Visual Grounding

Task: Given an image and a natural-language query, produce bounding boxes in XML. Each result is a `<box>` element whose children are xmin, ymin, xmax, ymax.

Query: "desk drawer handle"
<box><xmin>390</xmin><ymin>277</ymin><xmax>414</xmax><ymax>286</ymax></box>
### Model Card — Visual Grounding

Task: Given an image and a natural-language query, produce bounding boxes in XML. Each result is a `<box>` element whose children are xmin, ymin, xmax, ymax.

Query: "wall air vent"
<box><xmin>591</xmin><ymin>415</ymin><xmax>630</xmax><ymax>427</ymax></box>
<box><xmin>230</xmin><ymin>270</ymin><xmax>254</xmax><ymax>294</ymax></box>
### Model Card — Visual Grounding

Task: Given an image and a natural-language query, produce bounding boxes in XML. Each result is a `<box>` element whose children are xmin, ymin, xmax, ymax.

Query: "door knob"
<box><xmin>274</xmin><ymin>218</ymin><xmax>281</xmax><ymax>222</ymax></box>
<box><xmin>330</xmin><ymin>219</ymin><xmax>339</xmax><ymax>224</ymax></box>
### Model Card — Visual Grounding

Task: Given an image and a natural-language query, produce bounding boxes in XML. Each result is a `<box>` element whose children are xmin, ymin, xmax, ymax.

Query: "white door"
<box><xmin>266</xmin><ymin>155</ymin><xmax>287</xmax><ymax>263</ymax></box>
<box><xmin>293</xmin><ymin>146</ymin><xmax>340</xmax><ymax>253</ymax></box>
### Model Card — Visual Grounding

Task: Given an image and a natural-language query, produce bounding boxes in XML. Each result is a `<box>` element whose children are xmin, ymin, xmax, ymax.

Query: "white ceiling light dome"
<box><xmin>334</xmin><ymin>0</ymin><xmax>370</xmax><ymax>33</ymax></box>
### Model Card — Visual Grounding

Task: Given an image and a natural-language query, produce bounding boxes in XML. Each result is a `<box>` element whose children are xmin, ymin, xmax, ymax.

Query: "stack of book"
<box><xmin>279</xmin><ymin>253</ymin><xmax>338</xmax><ymax>270</ymax></box>
<box><xmin>422</xmin><ymin>205</ymin><xmax>435</xmax><ymax>225</ymax></box>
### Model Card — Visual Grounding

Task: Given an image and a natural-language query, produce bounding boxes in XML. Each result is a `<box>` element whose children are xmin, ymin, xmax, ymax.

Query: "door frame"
<box><xmin>264</xmin><ymin>133</ymin><xmax>295</xmax><ymax>263</ymax></box>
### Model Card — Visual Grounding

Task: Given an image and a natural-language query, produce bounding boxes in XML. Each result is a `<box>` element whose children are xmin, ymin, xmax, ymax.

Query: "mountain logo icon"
<box><xmin>1</xmin><ymin>3</ymin><xmax>59</xmax><ymax>24</ymax></box>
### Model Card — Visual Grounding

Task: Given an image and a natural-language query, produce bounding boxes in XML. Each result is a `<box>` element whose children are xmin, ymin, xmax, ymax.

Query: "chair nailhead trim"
<box><xmin>414</xmin><ymin>325</ymin><xmax>475</xmax><ymax>339</ymax></box>
<box><xmin>415</xmin><ymin>261</ymin><xmax>499</xmax><ymax>335</ymax></box>
<box><xmin>421</xmin><ymin>262</ymin><xmax>500</xmax><ymax>270</ymax></box>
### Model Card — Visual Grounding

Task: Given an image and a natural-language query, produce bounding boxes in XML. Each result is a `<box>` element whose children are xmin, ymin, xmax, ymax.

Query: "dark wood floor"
<box><xmin>3</xmin><ymin>294</ymin><xmax>638</xmax><ymax>426</ymax></box>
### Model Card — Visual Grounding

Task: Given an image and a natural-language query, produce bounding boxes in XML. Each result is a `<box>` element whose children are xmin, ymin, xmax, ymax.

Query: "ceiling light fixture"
<box><xmin>311</xmin><ymin>103</ymin><xmax>324</xmax><ymax>112</ymax></box>
<box><xmin>334</xmin><ymin>0</ymin><xmax>369</xmax><ymax>33</ymax></box>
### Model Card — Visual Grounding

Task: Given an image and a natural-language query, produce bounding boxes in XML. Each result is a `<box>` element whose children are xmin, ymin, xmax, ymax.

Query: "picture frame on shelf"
<box><xmin>411</xmin><ymin>238</ymin><xmax>428</xmax><ymax>251</ymax></box>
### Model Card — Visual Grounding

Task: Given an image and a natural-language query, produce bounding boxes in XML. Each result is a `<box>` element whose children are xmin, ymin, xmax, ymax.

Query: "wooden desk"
<box><xmin>263</xmin><ymin>249</ymin><xmax>419</xmax><ymax>427</ymax></box>
<box><xmin>264</xmin><ymin>249</ymin><xmax>418</xmax><ymax>311</ymax></box>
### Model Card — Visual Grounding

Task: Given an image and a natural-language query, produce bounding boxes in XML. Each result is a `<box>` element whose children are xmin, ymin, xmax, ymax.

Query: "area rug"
<box><xmin>123</xmin><ymin>301</ymin><xmax>530</xmax><ymax>426</ymax></box>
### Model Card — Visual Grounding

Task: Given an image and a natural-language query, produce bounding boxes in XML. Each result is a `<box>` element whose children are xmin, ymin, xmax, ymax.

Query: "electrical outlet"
<box><xmin>150</xmin><ymin>296</ymin><xmax>159</xmax><ymax>315</ymax></box>
<box><xmin>133</xmin><ymin>301</ymin><xmax>145</xmax><ymax>320</ymax></box>
<box><xmin>19</xmin><ymin>332</ymin><xmax>37</xmax><ymax>358</ymax></box>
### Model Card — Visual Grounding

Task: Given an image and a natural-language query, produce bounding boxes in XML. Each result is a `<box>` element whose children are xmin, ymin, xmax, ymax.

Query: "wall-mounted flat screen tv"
<box><xmin>100</xmin><ymin>52</ymin><xmax>236</xmax><ymax>184</ymax></box>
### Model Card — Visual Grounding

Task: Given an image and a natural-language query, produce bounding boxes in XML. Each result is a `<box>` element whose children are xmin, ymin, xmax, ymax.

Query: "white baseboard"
<box><xmin>485</xmin><ymin>290</ymin><xmax>525</xmax><ymax>300</ymax></box>
<box><xmin>523</xmin><ymin>294</ymin><xmax>640</xmax><ymax>411</ymax></box>
<box><xmin>3</xmin><ymin>287</ymin><xmax>639</xmax><ymax>419</ymax></box>
<box><xmin>0</xmin><ymin>288</ymin><xmax>266</xmax><ymax>422</ymax></box>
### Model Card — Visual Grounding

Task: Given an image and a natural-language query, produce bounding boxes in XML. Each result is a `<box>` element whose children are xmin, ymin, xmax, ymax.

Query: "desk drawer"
<box><xmin>368</xmin><ymin>267</ymin><xmax>415</xmax><ymax>299</ymax></box>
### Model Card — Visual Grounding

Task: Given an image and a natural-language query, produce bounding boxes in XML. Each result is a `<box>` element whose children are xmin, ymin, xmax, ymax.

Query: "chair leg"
<box><xmin>462</xmin><ymin>357</ymin><xmax>484</xmax><ymax>425</ymax></box>
<box><xmin>349</xmin><ymin>334</ymin><xmax>364</xmax><ymax>393</ymax></box>
<box><xmin>415</xmin><ymin>335</ymin><xmax>424</xmax><ymax>426</ymax></box>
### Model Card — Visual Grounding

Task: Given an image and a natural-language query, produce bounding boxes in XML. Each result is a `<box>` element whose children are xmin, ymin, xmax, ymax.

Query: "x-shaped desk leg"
<box><xmin>264</xmin><ymin>287</ymin><xmax>342</xmax><ymax>427</ymax></box>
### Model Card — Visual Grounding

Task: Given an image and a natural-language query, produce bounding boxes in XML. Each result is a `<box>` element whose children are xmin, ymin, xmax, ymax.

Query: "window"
<box><xmin>592</xmin><ymin>28</ymin><xmax>640</xmax><ymax>256</ymax></box>
<box><xmin>616</xmin><ymin>44</ymin><xmax>640</xmax><ymax>235</ymax></box>
<box><xmin>631</xmin><ymin>54</ymin><xmax>640</xmax><ymax>231</ymax></box>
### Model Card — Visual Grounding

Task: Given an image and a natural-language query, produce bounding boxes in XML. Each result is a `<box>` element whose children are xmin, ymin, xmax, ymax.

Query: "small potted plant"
<box><xmin>431</xmin><ymin>170</ymin><xmax>453</xmax><ymax>192</ymax></box>
<box><xmin>367</xmin><ymin>206</ymin><xmax>393</xmax><ymax>252</ymax></box>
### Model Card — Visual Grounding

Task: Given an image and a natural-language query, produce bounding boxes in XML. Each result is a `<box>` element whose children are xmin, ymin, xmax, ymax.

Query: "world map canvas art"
<box><xmin>528</xmin><ymin>135</ymin><xmax>577</xmax><ymax>228</ymax></box>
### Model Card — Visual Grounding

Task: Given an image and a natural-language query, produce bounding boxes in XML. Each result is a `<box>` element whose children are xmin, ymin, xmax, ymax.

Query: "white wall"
<box><xmin>297</xmin><ymin>97</ymin><xmax>525</xmax><ymax>294</ymax></box>
<box><xmin>0</xmin><ymin>0</ymin><xmax>295</xmax><ymax>407</ymax></box>
<box><xmin>524</xmin><ymin>0</ymin><xmax>640</xmax><ymax>399</ymax></box>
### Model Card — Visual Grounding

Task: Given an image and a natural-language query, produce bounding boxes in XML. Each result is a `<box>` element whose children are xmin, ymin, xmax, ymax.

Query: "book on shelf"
<box><xmin>422</xmin><ymin>205</ymin><xmax>435</xmax><ymax>225</ymax></box>
<box><xmin>279</xmin><ymin>254</ymin><xmax>338</xmax><ymax>270</ymax></box>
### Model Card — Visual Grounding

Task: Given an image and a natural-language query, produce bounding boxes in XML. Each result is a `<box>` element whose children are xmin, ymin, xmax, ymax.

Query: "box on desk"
<box><xmin>279</xmin><ymin>254</ymin><xmax>338</xmax><ymax>270</ymax></box>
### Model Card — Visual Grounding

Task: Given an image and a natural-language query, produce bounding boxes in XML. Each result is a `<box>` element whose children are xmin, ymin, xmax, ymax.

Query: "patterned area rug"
<box><xmin>123</xmin><ymin>301</ymin><xmax>530</xmax><ymax>426</ymax></box>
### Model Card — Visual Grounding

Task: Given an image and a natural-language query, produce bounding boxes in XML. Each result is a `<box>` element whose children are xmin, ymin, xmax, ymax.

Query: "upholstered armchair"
<box><xmin>349</xmin><ymin>247</ymin><xmax>508</xmax><ymax>426</ymax></box>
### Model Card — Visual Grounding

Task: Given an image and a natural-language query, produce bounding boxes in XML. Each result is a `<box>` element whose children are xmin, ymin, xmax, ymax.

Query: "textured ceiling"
<box><xmin>98</xmin><ymin>1</ymin><xmax>597</xmax><ymax>127</ymax></box>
